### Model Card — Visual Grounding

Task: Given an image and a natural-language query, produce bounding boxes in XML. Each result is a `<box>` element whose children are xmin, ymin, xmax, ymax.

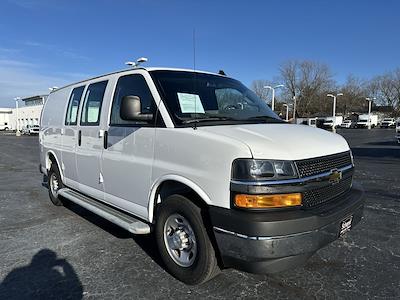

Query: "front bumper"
<box><xmin>210</xmin><ymin>184</ymin><xmax>364</xmax><ymax>274</ymax></box>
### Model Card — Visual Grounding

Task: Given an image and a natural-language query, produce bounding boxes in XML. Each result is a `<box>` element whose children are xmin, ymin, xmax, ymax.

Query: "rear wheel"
<box><xmin>155</xmin><ymin>194</ymin><xmax>220</xmax><ymax>285</ymax></box>
<box><xmin>47</xmin><ymin>163</ymin><xmax>64</xmax><ymax>206</ymax></box>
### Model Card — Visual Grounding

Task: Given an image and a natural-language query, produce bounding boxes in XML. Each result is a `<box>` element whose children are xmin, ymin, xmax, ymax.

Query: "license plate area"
<box><xmin>339</xmin><ymin>215</ymin><xmax>353</xmax><ymax>236</ymax></box>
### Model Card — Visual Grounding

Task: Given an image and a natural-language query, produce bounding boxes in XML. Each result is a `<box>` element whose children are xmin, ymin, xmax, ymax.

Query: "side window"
<box><xmin>65</xmin><ymin>86</ymin><xmax>85</xmax><ymax>125</ymax></box>
<box><xmin>81</xmin><ymin>81</ymin><xmax>108</xmax><ymax>126</ymax></box>
<box><xmin>110</xmin><ymin>74</ymin><xmax>156</xmax><ymax>126</ymax></box>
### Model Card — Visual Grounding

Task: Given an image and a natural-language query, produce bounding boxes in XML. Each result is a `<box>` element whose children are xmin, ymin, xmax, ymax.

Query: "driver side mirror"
<box><xmin>120</xmin><ymin>95</ymin><xmax>153</xmax><ymax>121</ymax></box>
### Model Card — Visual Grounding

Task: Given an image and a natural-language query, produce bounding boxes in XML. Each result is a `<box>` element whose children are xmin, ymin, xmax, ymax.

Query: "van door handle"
<box><xmin>78</xmin><ymin>130</ymin><xmax>82</xmax><ymax>146</ymax></box>
<box><xmin>103</xmin><ymin>131</ymin><xmax>108</xmax><ymax>149</ymax></box>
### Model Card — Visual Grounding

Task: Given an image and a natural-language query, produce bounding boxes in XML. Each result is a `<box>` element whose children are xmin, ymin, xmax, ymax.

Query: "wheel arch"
<box><xmin>45</xmin><ymin>150</ymin><xmax>64</xmax><ymax>181</ymax></box>
<box><xmin>148</xmin><ymin>175</ymin><xmax>212</xmax><ymax>224</ymax></box>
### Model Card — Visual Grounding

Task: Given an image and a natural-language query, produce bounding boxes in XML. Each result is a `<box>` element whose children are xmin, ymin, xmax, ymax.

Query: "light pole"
<box><xmin>125</xmin><ymin>57</ymin><xmax>148</xmax><ymax>68</ymax></box>
<box><xmin>283</xmin><ymin>104</ymin><xmax>289</xmax><ymax>121</ymax></box>
<box><xmin>365</xmin><ymin>97</ymin><xmax>376</xmax><ymax>130</ymax></box>
<box><xmin>292</xmin><ymin>95</ymin><xmax>297</xmax><ymax>123</ymax></box>
<box><xmin>14</xmin><ymin>97</ymin><xmax>21</xmax><ymax>136</ymax></box>
<box><xmin>264</xmin><ymin>84</ymin><xmax>284</xmax><ymax>111</ymax></box>
<box><xmin>327</xmin><ymin>93</ymin><xmax>343</xmax><ymax>133</ymax></box>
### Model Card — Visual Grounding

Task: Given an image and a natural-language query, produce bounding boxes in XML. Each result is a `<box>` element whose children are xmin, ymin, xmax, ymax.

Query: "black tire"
<box><xmin>47</xmin><ymin>163</ymin><xmax>64</xmax><ymax>206</ymax></box>
<box><xmin>155</xmin><ymin>194</ymin><xmax>220</xmax><ymax>285</ymax></box>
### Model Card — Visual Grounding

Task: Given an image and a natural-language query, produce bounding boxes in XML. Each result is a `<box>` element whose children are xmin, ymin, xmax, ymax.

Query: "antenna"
<box><xmin>125</xmin><ymin>57</ymin><xmax>148</xmax><ymax>68</ymax></box>
<box><xmin>192</xmin><ymin>28</ymin><xmax>198</xmax><ymax>130</ymax></box>
<box><xmin>193</xmin><ymin>29</ymin><xmax>196</xmax><ymax>73</ymax></box>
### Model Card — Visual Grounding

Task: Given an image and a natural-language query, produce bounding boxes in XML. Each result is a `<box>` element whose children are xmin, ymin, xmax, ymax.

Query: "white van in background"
<box><xmin>0</xmin><ymin>123</ymin><xmax>10</xmax><ymax>131</ymax></box>
<box><xmin>296</xmin><ymin>117</ymin><xmax>317</xmax><ymax>128</ymax></box>
<box><xmin>39</xmin><ymin>67</ymin><xmax>364</xmax><ymax>284</ymax></box>
<box><xmin>323</xmin><ymin>116</ymin><xmax>343</xmax><ymax>129</ymax></box>
<box><xmin>357</xmin><ymin>114</ymin><xmax>378</xmax><ymax>128</ymax></box>
<box><xmin>340</xmin><ymin>119</ymin><xmax>356</xmax><ymax>129</ymax></box>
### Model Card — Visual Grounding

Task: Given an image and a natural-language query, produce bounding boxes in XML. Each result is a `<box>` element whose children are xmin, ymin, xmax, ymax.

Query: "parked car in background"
<box><xmin>323</xmin><ymin>116</ymin><xmax>343</xmax><ymax>129</ymax></box>
<box><xmin>380</xmin><ymin>118</ymin><xmax>396</xmax><ymax>128</ymax></box>
<box><xmin>0</xmin><ymin>123</ymin><xmax>10</xmax><ymax>130</ymax></box>
<box><xmin>296</xmin><ymin>117</ymin><xmax>317</xmax><ymax>128</ymax></box>
<box><xmin>39</xmin><ymin>66</ymin><xmax>364</xmax><ymax>284</ymax></box>
<box><xmin>22</xmin><ymin>124</ymin><xmax>40</xmax><ymax>135</ymax></box>
<box><xmin>356</xmin><ymin>114</ymin><xmax>378</xmax><ymax>128</ymax></box>
<box><xmin>396</xmin><ymin>119</ymin><xmax>400</xmax><ymax>143</ymax></box>
<box><xmin>340</xmin><ymin>119</ymin><xmax>356</xmax><ymax>129</ymax></box>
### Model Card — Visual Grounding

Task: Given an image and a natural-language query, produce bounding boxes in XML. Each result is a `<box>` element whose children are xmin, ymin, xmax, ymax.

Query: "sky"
<box><xmin>0</xmin><ymin>0</ymin><xmax>399</xmax><ymax>107</ymax></box>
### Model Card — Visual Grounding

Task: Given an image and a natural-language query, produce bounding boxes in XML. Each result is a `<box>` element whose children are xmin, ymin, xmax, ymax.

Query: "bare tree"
<box><xmin>279</xmin><ymin>60</ymin><xmax>334</xmax><ymax>116</ymax></box>
<box><xmin>250</xmin><ymin>79</ymin><xmax>273</xmax><ymax>104</ymax></box>
<box><xmin>251</xmin><ymin>60</ymin><xmax>400</xmax><ymax>117</ymax></box>
<box><xmin>339</xmin><ymin>75</ymin><xmax>367</xmax><ymax>115</ymax></box>
<box><xmin>279</xmin><ymin>60</ymin><xmax>297</xmax><ymax>99</ymax></box>
<box><xmin>367</xmin><ymin>70</ymin><xmax>400</xmax><ymax>115</ymax></box>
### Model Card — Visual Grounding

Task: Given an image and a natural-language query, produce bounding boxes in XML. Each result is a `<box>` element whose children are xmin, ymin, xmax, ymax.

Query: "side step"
<box><xmin>58</xmin><ymin>188</ymin><xmax>151</xmax><ymax>234</ymax></box>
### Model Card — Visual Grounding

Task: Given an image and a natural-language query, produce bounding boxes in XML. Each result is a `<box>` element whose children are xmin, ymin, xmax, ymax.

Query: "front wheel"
<box><xmin>155</xmin><ymin>195</ymin><xmax>220</xmax><ymax>285</ymax></box>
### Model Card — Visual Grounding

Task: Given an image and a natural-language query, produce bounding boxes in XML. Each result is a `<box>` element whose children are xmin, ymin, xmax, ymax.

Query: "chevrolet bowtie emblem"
<box><xmin>329</xmin><ymin>169</ymin><xmax>342</xmax><ymax>185</ymax></box>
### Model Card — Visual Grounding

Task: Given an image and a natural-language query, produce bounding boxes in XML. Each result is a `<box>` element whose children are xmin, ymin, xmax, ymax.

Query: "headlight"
<box><xmin>231</xmin><ymin>159</ymin><xmax>297</xmax><ymax>181</ymax></box>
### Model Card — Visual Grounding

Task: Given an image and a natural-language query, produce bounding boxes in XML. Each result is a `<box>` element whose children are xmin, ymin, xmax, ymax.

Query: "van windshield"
<box><xmin>150</xmin><ymin>70</ymin><xmax>282</xmax><ymax>127</ymax></box>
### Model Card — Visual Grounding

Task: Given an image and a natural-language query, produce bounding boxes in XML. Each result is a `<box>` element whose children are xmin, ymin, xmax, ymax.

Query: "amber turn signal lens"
<box><xmin>234</xmin><ymin>193</ymin><xmax>302</xmax><ymax>208</ymax></box>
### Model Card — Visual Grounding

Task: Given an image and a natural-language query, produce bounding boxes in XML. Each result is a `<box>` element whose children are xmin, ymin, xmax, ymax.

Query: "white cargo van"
<box><xmin>357</xmin><ymin>114</ymin><xmax>378</xmax><ymax>128</ymax></box>
<box><xmin>296</xmin><ymin>117</ymin><xmax>317</xmax><ymax>128</ymax></box>
<box><xmin>39</xmin><ymin>67</ymin><xmax>364</xmax><ymax>284</ymax></box>
<box><xmin>323</xmin><ymin>116</ymin><xmax>343</xmax><ymax>129</ymax></box>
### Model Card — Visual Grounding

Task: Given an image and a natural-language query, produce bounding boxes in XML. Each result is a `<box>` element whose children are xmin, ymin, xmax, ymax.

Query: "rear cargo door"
<box><xmin>61</xmin><ymin>85</ymin><xmax>85</xmax><ymax>189</ymax></box>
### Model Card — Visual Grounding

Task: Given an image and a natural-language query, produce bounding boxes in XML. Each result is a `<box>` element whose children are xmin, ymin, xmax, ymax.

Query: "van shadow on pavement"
<box><xmin>0</xmin><ymin>249</ymin><xmax>83</xmax><ymax>299</ymax></box>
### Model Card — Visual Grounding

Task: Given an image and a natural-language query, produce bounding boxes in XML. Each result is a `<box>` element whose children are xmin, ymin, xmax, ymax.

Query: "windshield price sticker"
<box><xmin>177</xmin><ymin>92</ymin><xmax>205</xmax><ymax>114</ymax></box>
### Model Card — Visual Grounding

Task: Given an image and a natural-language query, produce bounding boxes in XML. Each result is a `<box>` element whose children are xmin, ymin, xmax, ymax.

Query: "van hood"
<box><xmin>199</xmin><ymin>123</ymin><xmax>350</xmax><ymax>160</ymax></box>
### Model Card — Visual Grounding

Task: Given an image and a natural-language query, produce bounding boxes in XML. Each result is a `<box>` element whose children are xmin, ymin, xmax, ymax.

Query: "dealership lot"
<box><xmin>0</xmin><ymin>129</ymin><xmax>399</xmax><ymax>299</ymax></box>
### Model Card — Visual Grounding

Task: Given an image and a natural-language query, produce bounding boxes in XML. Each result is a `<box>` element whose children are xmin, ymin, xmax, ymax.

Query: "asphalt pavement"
<box><xmin>0</xmin><ymin>129</ymin><xmax>399</xmax><ymax>299</ymax></box>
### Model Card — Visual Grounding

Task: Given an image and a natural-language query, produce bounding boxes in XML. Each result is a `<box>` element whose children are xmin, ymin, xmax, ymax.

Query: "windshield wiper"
<box><xmin>182</xmin><ymin>116</ymin><xmax>237</xmax><ymax>124</ymax></box>
<box><xmin>243</xmin><ymin>116</ymin><xmax>283</xmax><ymax>123</ymax></box>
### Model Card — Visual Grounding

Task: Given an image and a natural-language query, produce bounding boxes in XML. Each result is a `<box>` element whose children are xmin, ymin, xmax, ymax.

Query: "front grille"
<box><xmin>295</xmin><ymin>151</ymin><xmax>352</xmax><ymax>178</ymax></box>
<box><xmin>302</xmin><ymin>176</ymin><xmax>352</xmax><ymax>208</ymax></box>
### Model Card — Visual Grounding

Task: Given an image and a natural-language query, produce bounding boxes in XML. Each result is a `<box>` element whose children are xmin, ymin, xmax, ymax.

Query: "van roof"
<box><xmin>50</xmin><ymin>67</ymin><xmax>227</xmax><ymax>94</ymax></box>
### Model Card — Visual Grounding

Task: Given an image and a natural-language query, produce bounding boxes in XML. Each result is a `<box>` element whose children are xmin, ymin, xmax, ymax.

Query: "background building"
<box><xmin>7</xmin><ymin>95</ymin><xmax>47</xmax><ymax>130</ymax></box>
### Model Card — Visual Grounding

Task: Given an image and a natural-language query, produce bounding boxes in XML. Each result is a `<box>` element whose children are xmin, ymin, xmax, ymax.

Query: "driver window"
<box><xmin>110</xmin><ymin>74</ymin><xmax>156</xmax><ymax>126</ymax></box>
